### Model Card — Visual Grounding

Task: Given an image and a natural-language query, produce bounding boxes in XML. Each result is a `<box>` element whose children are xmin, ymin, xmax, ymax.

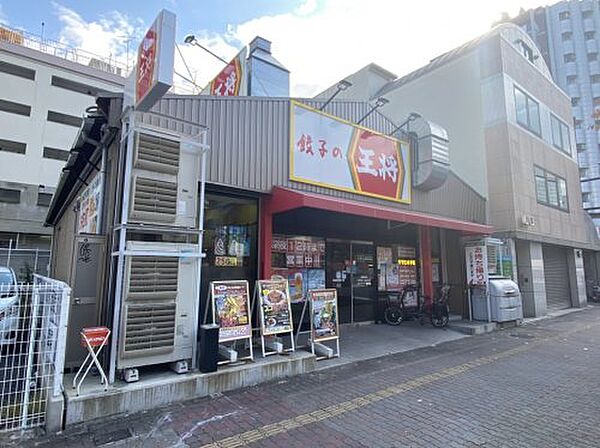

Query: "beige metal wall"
<box><xmin>144</xmin><ymin>96</ymin><xmax>487</xmax><ymax>224</ymax></box>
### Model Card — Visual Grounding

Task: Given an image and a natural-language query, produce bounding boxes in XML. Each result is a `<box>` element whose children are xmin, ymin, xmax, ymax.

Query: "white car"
<box><xmin>0</xmin><ymin>267</ymin><xmax>19</xmax><ymax>346</ymax></box>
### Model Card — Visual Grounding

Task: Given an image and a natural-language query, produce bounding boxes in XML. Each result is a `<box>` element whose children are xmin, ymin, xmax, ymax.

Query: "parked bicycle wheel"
<box><xmin>430</xmin><ymin>303</ymin><xmax>449</xmax><ymax>328</ymax></box>
<box><xmin>384</xmin><ymin>306</ymin><xmax>403</xmax><ymax>325</ymax></box>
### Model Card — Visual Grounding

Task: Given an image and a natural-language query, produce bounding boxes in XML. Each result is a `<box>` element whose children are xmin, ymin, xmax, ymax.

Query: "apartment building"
<box><xmin>319</xmin><ymin>23</ymin><xmax>600</xmax><ymax>316</ymax></box>
<box><xmin>509</xmin><ymin>1</ymin><xmax>600</xmax><ymax>237</ymax></box>
<box><xmin>0</xmin><ymin>28</ymin><xmax>125</xmax><ymax>276</ymax></box>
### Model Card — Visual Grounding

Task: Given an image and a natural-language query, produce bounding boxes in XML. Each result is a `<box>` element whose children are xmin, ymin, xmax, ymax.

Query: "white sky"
<box><xmin>51</xmin><ymin>0</ymin><xmax>549</xmax><ymax>96</ymax></box>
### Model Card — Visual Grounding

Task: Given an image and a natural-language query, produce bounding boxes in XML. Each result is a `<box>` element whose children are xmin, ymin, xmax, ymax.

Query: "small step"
<box><xmin>448</xmin><ymin>320</ymin><xmax>497</xmax><ymax>335</ymax></box>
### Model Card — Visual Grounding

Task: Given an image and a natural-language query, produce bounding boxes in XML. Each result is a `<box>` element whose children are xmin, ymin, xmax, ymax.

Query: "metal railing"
<box><xmin>0</xmin><ymin>24</ymin><xmax>129</xmax><ymax>77</ymax></box>
<box><xmin>0</xmin><ymin>276</ymin><xmax>71</xmax><ymax>432</ymax></box>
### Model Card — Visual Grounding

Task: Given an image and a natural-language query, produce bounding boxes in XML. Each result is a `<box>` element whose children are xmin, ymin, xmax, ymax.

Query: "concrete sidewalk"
<box><xmin>314</xmin><ymin>321</ymin><xmax>467</xmax><ymax>370</ymax></box>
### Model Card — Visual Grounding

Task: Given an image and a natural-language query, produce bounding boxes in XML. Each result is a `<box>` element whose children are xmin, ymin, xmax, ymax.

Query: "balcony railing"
<box><xmin>0</xmin><ymin>24</ymin><xmax>129</xmax><ymax>77</ymax></box>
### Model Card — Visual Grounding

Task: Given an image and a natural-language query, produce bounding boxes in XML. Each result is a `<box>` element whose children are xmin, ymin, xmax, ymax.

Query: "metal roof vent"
<box><xmin>410</xmin><ymin>116</ymin><xmax>450</xmax><ymax>191</ymax></box>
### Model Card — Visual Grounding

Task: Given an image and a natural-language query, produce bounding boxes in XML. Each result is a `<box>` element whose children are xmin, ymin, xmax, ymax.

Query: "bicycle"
<box><xmin>384</xmin><ymin>284</ymin><xmax>451</xmax><ymax>328</ymax></box>
<box><xmin>424</xmin><ymin>284</ymin><xmax>451</xmax><ymax>328</ymax></box>
<box><xmin>383</xmin><ymin>284</ymin><xmax>422</xmax><ymax>326</ymax></box>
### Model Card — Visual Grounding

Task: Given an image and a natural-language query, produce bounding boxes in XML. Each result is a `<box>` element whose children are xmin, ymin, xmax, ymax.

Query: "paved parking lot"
<box><xmin>13</xmin><ymin>306</ymin><xmax>600</xmax><ymax>447</ymax></box>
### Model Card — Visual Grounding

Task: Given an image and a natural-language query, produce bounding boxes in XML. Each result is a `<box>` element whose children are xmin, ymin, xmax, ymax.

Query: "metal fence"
<box><xmin>0</xmin><ymin>23</ymin><xmax>129</xmax><ymax>77</ymax></box>
<box><xmin>0</xmin><ymin>276</ymin><xmax>71</xmax><ymax>432</ymax></box>
<box><xmin>0</xmin><ymin>249</ymin><xmax>51</xmax><ymax>282</ymax></box>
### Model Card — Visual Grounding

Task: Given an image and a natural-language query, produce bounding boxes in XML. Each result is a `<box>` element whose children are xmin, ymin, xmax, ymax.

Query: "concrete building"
<box><xmin>508</xmin><ymin>1</ymin><xmax>600</xmax><ymax>237</ymax></box>
<box><xmin>0</xmin><ymin>27</ymin><xmax>125</xmax><ymax>276</ymax></box>
<box><xmin>319</xmin><ymin>24</ymin><xmax>600</xmax><ymax>316</ymax></box>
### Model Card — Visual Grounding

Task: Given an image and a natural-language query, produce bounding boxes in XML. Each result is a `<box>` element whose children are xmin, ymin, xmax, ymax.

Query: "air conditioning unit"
<box><xmin>129</xmin><ymin>131</ymin><xmax>199</xmax><ymax>228</ymax></box>
<box><xmin>117</xmin><ymin>241</ymin><xmax>199</xmax><ymax>370</ymax></box>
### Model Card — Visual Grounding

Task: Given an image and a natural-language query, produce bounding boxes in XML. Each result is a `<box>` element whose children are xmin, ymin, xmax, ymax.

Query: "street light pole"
<box><xmin>184</xmin><ymin>34</ymin><xmax>229</xmax><ymax>64</ymax></box>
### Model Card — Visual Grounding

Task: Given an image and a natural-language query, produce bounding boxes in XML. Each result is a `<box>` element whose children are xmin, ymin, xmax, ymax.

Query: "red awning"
<box><xmin>268</xmin><ymin>187</ymin><xmax>492</xmax><ymax>235</ymax></box>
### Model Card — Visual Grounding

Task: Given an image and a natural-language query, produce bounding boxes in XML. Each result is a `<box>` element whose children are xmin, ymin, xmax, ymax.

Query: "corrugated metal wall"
<box><xmin>142</xmin><ymin>95</ymin><xmax>486</xmax><ymax>224</ymax></box>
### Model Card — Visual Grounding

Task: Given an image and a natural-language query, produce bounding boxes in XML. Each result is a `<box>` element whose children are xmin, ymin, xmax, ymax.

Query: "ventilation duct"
<box><xmin>410</xmin><ymin>116</ymin><xmax>450</xmax><ymax>191</ymax></box>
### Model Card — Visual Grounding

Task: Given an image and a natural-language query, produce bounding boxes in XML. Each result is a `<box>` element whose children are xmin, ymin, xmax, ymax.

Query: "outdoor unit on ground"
<box><xmin>129</xmin><ymin>131</ymin><xmax>199</xmax><ymax>227</ymax></box>
<box><xmin>117</xmin><ymin>241</ymin><xmax>199</xmax><ymax>372</ymax></box>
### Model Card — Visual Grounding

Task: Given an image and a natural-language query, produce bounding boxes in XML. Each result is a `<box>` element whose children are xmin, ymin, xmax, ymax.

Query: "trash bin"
<box><xmin>489</xmin><ymin>277</ymin><xmax>523</xmax><ymax>322</ymax></box>
<box><xmin>198</xmin><ymin>324</ymin><xmax>219</xmax><ymax>373</ymax></box>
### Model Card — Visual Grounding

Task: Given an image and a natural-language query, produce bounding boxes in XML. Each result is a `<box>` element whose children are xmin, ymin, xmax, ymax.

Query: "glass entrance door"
<box><xmin>351</xmin><ymin>242</ymin><xmax>376</xmax><ymax>322</ymax></box>
<box><xmin>326</xmin><ymin>241</ymin><xmax>352</xmax><ymax>323</ymax></box>
<box><xmin>326</xmin><ymin>240</ymin><xmax>376</xmax><ymax>323</ymax></box>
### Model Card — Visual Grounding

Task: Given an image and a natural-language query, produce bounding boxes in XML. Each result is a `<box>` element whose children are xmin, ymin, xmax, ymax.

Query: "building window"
<box><xmin>564</xmin><ymin>53</ymin><xmax>576</xmax><ymax>63</ymax></box>
<box><xmin>585</xmin><ymin>31</ymin><xmax>596</xmax><ymax>40</ymax></box>
<box><xmin>0</xmin><ymin>61</ymin><xmax>35</xmax><ymax>80</ymax></box>
<box><xmin>559</xmin><ymin>11</ymin><xmax>570</xmax><ymax>20</ymax></box>
<box><xmin>519</xmin><ymin>41</ymin><xmax>535</xmax><ymax>63</ymax></box>
<box><xmin>0</xmin><ymin>188</ymin><xmax>20</xmax><ymax>204</ymax></box>
<box><xmin>583</xmin><ymin>192</ymin><xmax>591</xmax><ymax>203</ymax></box>
<box><xmin>550</xmin><ymin>114</ymin><xmax>572</xmax><ymax>155</ymax></box>
<box><xmin>577</xmin><ymin>143</ymin><xmax>587</xmax><ymax>152</ymax></box>
<box><xmin>574</xmin><ymin>119</ymin><xmax>583</xmax><ymax>129</ymax></box>
<box><xmin>583</xmin><ymin>10</ymin><xmax>594</xmax><ymax>19</ymax></box>
<box><xmin>514</xmin><ymin>86</ymin><xmax>541</xmax><ymax>135</ymax></box>
<box><xmin>572</xmin><ymin>97</ymin><xmax>581</xmax><ymax>106</ymax></box>
<box><xmin>0</xmin><ymin>99</ymin><xmax>31</xmax><ymax>117</ymax></box>
<box><xmin>580</xmin><ymin>167</ymin><xmax>589</xmax><ymax>178</ymax></box>
<box><xmin>0</xmin><ymin>138</ymin><xmax>26</xmax><ymax>154</ymax></box>
<box><xmin>589</xmin><ymin>53</ymin><xmax>599</xmax><ymax>62</ymax></box>
<box><xmin>592</xmin><ymin>74</ymin><xmax>600</xmax><ymax>84</ymax></box>
<box><xmin>561</xmin><ymin>32</ymin><xmax>573</xmax><ymax>41</ymax></box>
<box><xmin>594</xmin><ymin>97</ymin><xmax>600</xmax><ymax>106</ymax></box>
<box><xmin>43</xmin><ymin>146</ymin><xmax>70</xmax><ymax>161</ymax></box>
<box><xmin>46</xmin><ymin>111</ymin><xmax>82</xmax><ymax>128</ymax></box>
<box><xmin>567</xmin><ymin>75</ymin><xmax>578</xmax><ymax>84</ymax></box>
<box><xmin>51</xmin><ymin>76</ymin><xmax>103</xmax><ymax>96</ymax></box>
<box><xmin>37</xmin><ymin>192</ymin><xmax>53</xmax><ymax>207</ymax></box>
<box><xmin>534</xmin><ymin>166</ymin><xmax>569</xmax><ymax>211</ymax></box>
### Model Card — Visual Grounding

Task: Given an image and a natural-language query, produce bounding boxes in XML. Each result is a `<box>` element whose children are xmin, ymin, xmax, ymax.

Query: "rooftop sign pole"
<box><xmin>135</xmin><ymin>9</ymin><xmax>176</xmax><ymax>111</ymax></box>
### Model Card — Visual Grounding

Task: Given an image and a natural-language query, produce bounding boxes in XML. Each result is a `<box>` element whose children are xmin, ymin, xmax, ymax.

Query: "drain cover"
<box><xmin>93</xmin><ymin>428</ymin><xmax>132</xmax><ymax>446</ymax></box>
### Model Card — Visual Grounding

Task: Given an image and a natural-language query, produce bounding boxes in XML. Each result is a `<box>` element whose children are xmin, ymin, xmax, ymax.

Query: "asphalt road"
<box><xmin>15</xmin><ymin>305</ymin><xmax>600</xmax><ymax>447</ymax></box>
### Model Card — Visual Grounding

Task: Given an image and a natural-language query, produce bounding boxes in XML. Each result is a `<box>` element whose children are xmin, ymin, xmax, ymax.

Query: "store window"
<box><xmin>534</xmin><ymin>165</ymin><xmax>569</xmax><ymax>211</ymax></box>
<box><xmin>201</xmin><ymin>192</ymin><xmax>258</xmax><ymax>304</ymax></box>
<box><xmin>271</xmin><ymin>235</ymin><xmax>326</xmax><ymax>302</ymax></box>
<box><xmin>514</xmin><ymin>86</ymin><xmax>541</xmax><ymax>135</ymax></box>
